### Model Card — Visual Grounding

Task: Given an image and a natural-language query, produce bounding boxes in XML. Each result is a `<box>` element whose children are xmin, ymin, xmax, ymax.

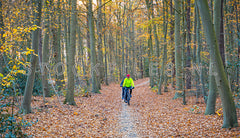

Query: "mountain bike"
<box><xmin>123</xmin><ymin>87</ymin><xmax>134</xmax><ymax>105</ymax></box>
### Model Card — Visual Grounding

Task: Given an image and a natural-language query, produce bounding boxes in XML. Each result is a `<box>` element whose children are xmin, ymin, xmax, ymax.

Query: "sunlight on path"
<box><xmin>119</xmin><ymin>80</ymin><xmax>150</xmax><ymax>137</ymax></box>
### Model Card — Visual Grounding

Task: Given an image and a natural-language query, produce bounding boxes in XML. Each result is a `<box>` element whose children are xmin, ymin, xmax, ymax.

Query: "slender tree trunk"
<box><xmin>219</xmin><ymin>0</ymin><xmax>225</xmax><ymax>67</ymax></box>
<box><xmin>193</xmin><ymin>3</ymin><xmax>200</xmax><ymax>99</ymax></box>
<box><xmin>131</xmin><ymin>12</ymin><xmax>136</xmax><ymax>80</ymax></box>
<box><xmin>0</xmin><ymin>1</ymin><xmax>4</xmax><ymax>75</ymax></box>
<box><xmin>22</xmin><ymin>0</ymin><xmax>42</xmax><ymax>113</ymax></box>
<box><xmin>197</xmin><ymin>0</ymin><xmax>238</xmax><ymax>128</ymax></box>
<box><xmin>186</xmin><ymin>0</ymin><xmax>191</xmax><ymax>89</ymax></box>
<box><xmin>170</xmin><ymin>0</ymin><xmax>175</xmax><ymax>88</ymax></box>
<box><xmin>181</xmin><ymin>3</ymin><xmax>187</xmax><ymax>104</ymax></box>
<box><xmin>42</xmin><ymin>0</ymin><xmax>50</xmax><ymax>97</ymax></box>
<box><xmin>97</xmin><ymin>0</ymin><xmax>104</xmax><ymax>89</ymax></box>
<box><xmin>158</xmin><ymin>0</ymin><xmax>168</xmax><ymax>95</ymax></box>
<box><xmin>64</xmin><ymin>0</ymin><xmax>77</xmax><ymax>105</ymax></box>
<box><xmin>89</xmin><ymin>0</ymin><xmax>99</xmax><ymax>92</ymax></box>
<box><xmin>173</xmin><ymin>0</ymin><xmax>183</xmax><ymax>99</ymax></box>
<box><xmin>56</xmin><ymin>0</ymin><xmax>64</xmax><ymax>91</ymax></box>
<box><xmin>153</xmin><ymin>0</ymin><xmax>160</xmax><ymax>81</ymax></box>
<box><xmin>121</xmin><ymin>19</ymin><xmax>125</xmax><ymax>76</ymax></box>
<box><xmin>235</xmin><ymin>0</ymin><xmax>240</xmax><ymax>91</ymax></box>
<box><xmin>145</xmin><ymin>0</ymin><xmax>154</xmax><ymax>87</ymax></box>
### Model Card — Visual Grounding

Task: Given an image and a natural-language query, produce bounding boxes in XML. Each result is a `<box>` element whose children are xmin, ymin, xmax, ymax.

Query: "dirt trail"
<box><xmin>23</xmin><ymin>78</ymin><xmax>240</xmax><ymax>137</ymax></box>
<box><xmin>118</xmin><ymin>78</ymin><xmax>150</xmax><ymax>137</ymax></box>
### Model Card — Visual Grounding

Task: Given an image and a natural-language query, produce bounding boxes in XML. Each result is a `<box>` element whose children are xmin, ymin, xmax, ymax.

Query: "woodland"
<box><xmin>0</xmin><ymin>0</ymin><xmax>240</xmax><ymax>137</ymax></box>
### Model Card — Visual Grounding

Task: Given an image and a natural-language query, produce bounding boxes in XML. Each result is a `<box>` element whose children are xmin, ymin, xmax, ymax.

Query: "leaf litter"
<box><xmin>22</xmin><ymin>78</ymin><xmax>240</xmax><ymax>137</ymax></box>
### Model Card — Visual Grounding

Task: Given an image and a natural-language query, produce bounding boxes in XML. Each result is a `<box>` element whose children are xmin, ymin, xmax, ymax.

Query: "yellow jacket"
<box><xmin>123</xmin><ymin>77</ymin><xmax>135</xmax><ymax>88</ymax></box>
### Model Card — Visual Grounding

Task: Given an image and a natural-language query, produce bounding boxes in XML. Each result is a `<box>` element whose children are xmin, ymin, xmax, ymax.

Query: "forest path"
<box><xmin>23</xmin><ymin>78</ymin><xmax>240</xmax><ymax>137</ymax></box>
<box><xmin>118</xmin><ymin>79</ymin><xmax>149</xmax><ymax>137</ymax></box>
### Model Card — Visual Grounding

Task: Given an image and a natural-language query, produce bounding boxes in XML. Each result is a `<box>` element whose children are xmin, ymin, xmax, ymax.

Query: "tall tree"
<box><xmin>56</xmin><ymin>0</ymin><xmax>64</xmax><ymax>91</ymax></box>
<box><xmin>97</xmin><ymin>0</ymin><xmax>104</xmax><ymax>89</ymax></box>
<box><xmin>173</xmin><ymin>0</ymin><xmax>183</xmax><ymax>99</ymax></box>
<box><xmin>64</xmin><ymin>0</ymin><xmax>77</xmax><ymax>105</ymax></box>
<box><xmin>89</xmin><ymin>0</ymin><xmax>99</xmax><ymax>92</ymax></box>
<box><xmin>170</xmin><ymin>0</ymin><xmax>175</xmax><ymax>88</ymax></box>
<box><xmin>197</xmin><ymin>0</ymin><xmax>238</xmax><ymax>128</ymax></box>
<box><xmin>0</xmin><ymin>1</ymin><xmax>4</xmax><ymax>75</ymax></box>
<box><xmin>41</xmin><ymin>0</ymin><xmax>51</xmax><ymax>98</ymax></box>
<box><xmin>219</xmin><ymin>0</ymin><xmax>225</xmax><ymax>66</ymax></box>
<box><xmin>205</xmin><ymin>0</ymin><xmax>221</xmax><ymax>114</ymax></box>
<box><xmin>22</xmin><ymin>0</ymin><xmax>42</xmax><ymax>113</ymax></box>
<box><xmin>235</xmin><ymin>0</ymin><xmax>240</xmax><ymax>91</ymax></box>
<box><xmin>145</xmin><ymin>0</ymin><xmax>154</xmax><ymax>87</ymax></box>
<box><xmin>185</xmin><ymin>0</ymin><xmax>191</xmax><ymax>89</ymax></box>
<box><xmin>157</xmin><ymin>0</ymin><xmax>168</xmax><ymax>95</ymax></box>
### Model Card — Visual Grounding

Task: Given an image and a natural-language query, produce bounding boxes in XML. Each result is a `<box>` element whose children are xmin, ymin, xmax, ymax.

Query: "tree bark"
<box><xmin>64</xmin><ymin>0</ymin><xmax>77</xmax><ymax>105</ymax></box>
<box><xmin>158</xmin><ymin>0</ymin><xmax>168</xmax><ymax>95</ymax></box>
<box><xmin>0</xmin><ymin>1</ymin><xmax>4</xmax><ymax>75</ymax></box>
<box><xmin>97</xmin><ymin>0</ymin><xmax>104</xmax><ymax>89</ymax></box>
<box><xmin>42</xmin><ymin>0</ymin><xmax>50</xmax><ymax>97</ymax></box>
<box><xmin>205</xmin><ymin>0</ymin><xmax>221</xmax><ymax>114</ymax></box>
<box><xmin>22</xmin><ymin>0</ymin><xmax>42</xmax><ymax>113</ymax></box>
<box><xmin>173</xmin><ymin>0</ymin><xmax>183</xmax><ymax>99</ymax></box>
<box><xmin>56</xmin><ymin>0</ymin><xmax>64</xmax><ymax>91</ymax></box>
<box><xmin>145</xmin><ymin>0</ymin><xmax>154</xmax><ymax>88</ymax></box>
<box><xmin>186</xmin><ymin>0</ymin><xmax>191</xmax><ymax>89</ymax></box>
<box><xmin>197</xmin><ymin>0</ymin><xmax>238</xmax><ymax>128</ymax></box>
<box><xmin>89</xmin><ymin>0</ymin><xmax>99</xmax><ymax>92</ymax></box>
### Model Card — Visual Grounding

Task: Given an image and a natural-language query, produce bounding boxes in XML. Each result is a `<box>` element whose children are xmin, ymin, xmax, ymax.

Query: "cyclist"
<box><xmin>122</xmin><ymin>74</ymin><xmax>135</xmax><ymax>105</ymax></box>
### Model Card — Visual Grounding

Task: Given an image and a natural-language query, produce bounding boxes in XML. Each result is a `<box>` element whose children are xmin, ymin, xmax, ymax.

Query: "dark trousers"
<box><xmin>122</xmin><ymin>87</ymin><xmax>125</xmax><ymax>99</ymax></box>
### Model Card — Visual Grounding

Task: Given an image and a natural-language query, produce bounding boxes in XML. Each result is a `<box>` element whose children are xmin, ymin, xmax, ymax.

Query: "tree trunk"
<box><xmin>42</xmin><ymin>0</ymin><xmax>50</xmax><ymax>97</ymax></box>
<box><xmin>97</xmin><ymin>0</ymin><xmax>104</xmax><ymax>89</ymax></box>
<box><xmin>205</xmin><ymin>0</ymin><xmax>221</xmax><ymax>114</ymax></box>
<box><xmin>158</xmin><ymin>0</ymin><xmax>168</xmax><ymax>95</ymax></box>
<box><xmin>0</xmin><ymin>1</ymin><xmax>4</xmax><ymax>75</ymax></box>
<box><xmin>22</xmin><ymin>0</ymin><xmax>42</xmax><ymax>113</ymax></box>
<box><xmin>89</xmin><ymin>0</ymin><xmax>99</xmax><ymax>92</ymax></box>
<box><xmin>235</xmin><ymin>0</ymin><xmax>240</xmax><ymax>92</ymax></box>
<box><xmin>186</xmin><ymin>0</ymin><xmax>191</xmax><ymax>89</ymax></box>
<box><xmin>153</xmin><ymin>0</ymin><xmax>160</xmax><ymax>81</ymax></box>
<box><xmin>170</xmin><ymin>0</ymin><xmax>175</xmax><ymax>88</ymax></box>
<box><xmin>173</xmin><ymin>0</ymin><xmax>183</xmax><ymax>99</ymax></box>
<box><xmin>181</xmin><ymin>5</ymin><xmax>187</xmax><ymax>105</ymax></box>
<box><xmin>197</xmin><ymin>0</ymin><xmax>238</xmax><ymax>128</ymax></box>
<box><xmin>56</xmin><ymin>0</ymin><xmax>64</xmax><ymax>91</ymax></box>
<box><xmin>145</xmin><ymin>0</ymin><xmax>154</xmax><ymax>87</ymax></box>
<box><xmin>64</xmin><ymin>0</ymin><xmax>77</xmax><ymax>105</ymax></box>
<box><xmin>219</xmin><ymin>0</ymin><xmax>225</xmax><ymax>67</ymax></box>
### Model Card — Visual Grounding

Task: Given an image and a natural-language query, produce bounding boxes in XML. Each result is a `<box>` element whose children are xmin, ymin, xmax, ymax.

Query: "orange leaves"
<box><xmin>21</xmin><ymin>78</ymin><xmax>240</xmax><ymax>137</ymax></box>
<box><xmin>73</xmin><ymin>112</ymin><xmax>78</xmax><ymax>115</ymax></box>
<box><xmin>22</xmin><ymin>83</ymin><xmax>123</xmax><ymax>137</ymax></box>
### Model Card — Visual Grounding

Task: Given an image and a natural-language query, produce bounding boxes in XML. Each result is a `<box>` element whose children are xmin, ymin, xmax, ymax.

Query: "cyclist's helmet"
<box><xmin>127</xmin><ymin>74</ymin><xmax>130</xmax><ymax>77</ymax></box>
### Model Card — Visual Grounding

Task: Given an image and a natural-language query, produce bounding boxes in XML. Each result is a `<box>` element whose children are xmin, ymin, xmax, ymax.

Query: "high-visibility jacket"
<box><xmin>123</xmin><ymin>77</ymin><xmax>135</xmax><ymax>88</ymax></box>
